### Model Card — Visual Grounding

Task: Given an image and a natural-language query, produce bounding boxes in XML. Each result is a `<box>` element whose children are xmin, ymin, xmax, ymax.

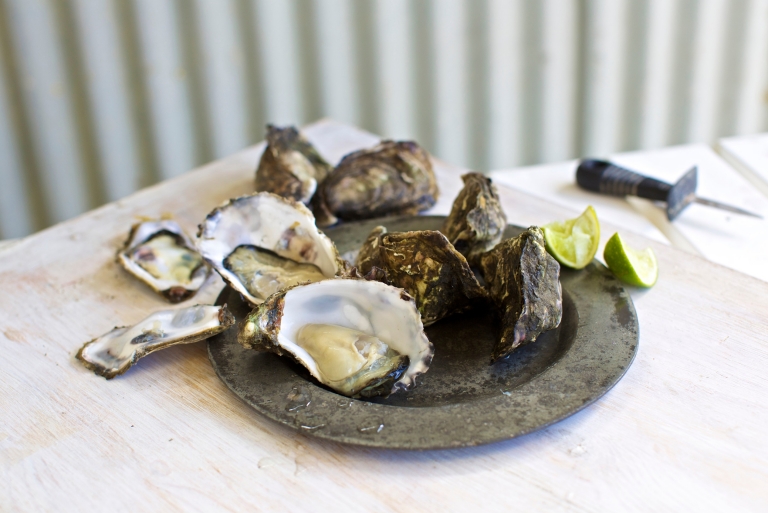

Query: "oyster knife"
<box><xmin>576</xmin><ymin>159</ymin><xmax>763</xmax><ymax>221</ymax></box>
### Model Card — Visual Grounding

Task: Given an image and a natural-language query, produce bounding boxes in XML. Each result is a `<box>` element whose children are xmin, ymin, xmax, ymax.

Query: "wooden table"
<box><xmin>2</xmin><ymin>121</ymin><xmax>767</xmax><ymax>512</ymax></box>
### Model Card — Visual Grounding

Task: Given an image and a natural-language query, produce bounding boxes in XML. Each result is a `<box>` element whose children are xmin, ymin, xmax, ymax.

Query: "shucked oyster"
<box><xmin>478</xmin><ymin>227</ymin><xmax>562</xmax><ymax>361</ymax></box>
<box><xmin>238</xmin><ymin>279</ymin><xmax>433</xmax><ymax>398</ymax></box>
<box><xmin>442</xmin><ymin>172</ymin><xmax>507</xmax><ymax>262</ymax></box>
<box><xmin>77</xmin><ymin>304</ymin><xmax>234</xmax><ymax>378</ymax></box>
<box><xmin>355</xmin><ymin>228</ymin><xmax>487</xmax><ymax>326</ymax></box>
<box><xmin>314</xmin><ymin>141</ymin><xmax>439</xmax><ymax>226</ymax></box>
<box><xmin>118</xmin><ymin>219</ymin><xmax>210</xmax><ymax>303</ymax></box>
<box><xmin>255</xmin><ymin>125</ymin><xmax>332</xmax><ymax>204</ymax></box>
<box><xmin>197</xmin><ymin>192</ymin><xmax>344</xmax><ymax>305</ymax></box>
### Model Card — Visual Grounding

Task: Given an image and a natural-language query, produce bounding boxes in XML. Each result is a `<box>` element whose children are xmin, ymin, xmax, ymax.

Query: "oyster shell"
<box><xmin>238</xmin><ymin>279</ymin><xmax>433</xmax><ymax>398</ymax></box>
<box><xmin>442</xmin><ymin>172</ymin><xmax>507</xmax><ymax>262</ymax></box>
<box><xmin>314</xmin><ymin>141</ymin><xmax>439</xmax><ymax>226</ymax></box>
<box><xmin>255</xmin><ymin>125</ymin><xmax>332</xmax><ymax>204</ymax></box>
<box><xmin>197</xmin><ymin>192</ymin><xmax>344</xmax><ymax>305</ymax></box>
<box><xmin>478</xmin><ymin>227</ymin><xmax>562</xmax><ymax>361</ymax></box>
<box><xmin>77</xmin><ymin>304</ymin><xmax>235</xmax><ymax>379</ymax></box>
<box><xmin>118</xmin><ymin>219</ymin><xmax>210</xmax><ymax>303</ymax></box>
<box><xmin>355</xmin><ymin>228</ymin><xmax>487</xmax><ymax>326</ymax></box>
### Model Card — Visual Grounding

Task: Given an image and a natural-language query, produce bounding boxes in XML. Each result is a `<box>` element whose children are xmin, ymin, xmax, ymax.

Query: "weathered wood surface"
<box><xmin>491</xmin><ymin>143</ymin><xmax>768</xmax><ymax>282</ymax></box>
<box><xmin>1</xmin><ymin>121</ymin><xmax>767</xmax><ymax>512</ymax></box>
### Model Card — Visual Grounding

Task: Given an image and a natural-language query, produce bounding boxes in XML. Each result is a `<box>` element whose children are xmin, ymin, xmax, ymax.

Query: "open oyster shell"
<box><xmin>314</xmin><ymin>141</ymin><xmax>439</xmax><ymax>226</ymax></box>
<box><xmin>478</xmin><ymin>227</ymin><xmax>562</xmax><ymax>361</ymax></box>
<box><xmin>118</xmin><ymin>219</ymin><xmax>210</xmax><ymax>303</ymax></box>
<box><xmin>255</xmin><ymin>125</ymin><xmax>332</xmax><ymax>204</ymax></box>
<box><xmin>77</xmin><ymin>304</ymin><xmax>234</xmax><ymax>379</ymax></box>
<box><xmin>237</xmin><ymin>279</ymin><xmax>433</xmax><ymax>398</ymax></box>
<box><xmin>197</xmin><ymin>192</ymin><xmax>344</xmax><ymax>305</ymax></box>
<box><xmin>442</xmin><ymin>172</ymin><xmax>507</xmax><ymax>262</ymax></box>
<box><xmin>355</xmin><ymin>228</ymin><xmax>487</xmax><ymax>326</ymax></box>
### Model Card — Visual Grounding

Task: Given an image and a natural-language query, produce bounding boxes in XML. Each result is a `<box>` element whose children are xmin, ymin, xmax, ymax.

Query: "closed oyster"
<box><xmin>314</xmin><ymin>141</ymin><xmax>439</xmax><ymax>226</ymax></box>
<box><xmin>197</xmin><ymin>192</ymin><xmax>344</xmax><ymax>305</ymax></box>
<box><xmin>478</xmin><ymin>227</ymin><xmax>562</xmax><ymax>361</ymax></box>
<box><xmin>355</xmin><ymin>228</ymin><xmax>487</xmax><ymax>326</ymax></box>
<box><xmin>255</xmin><ymin>125</ymin><xmax>332</xmax><ymax>204</ymax></box>
<box><xmin>442</xmin><ymin>172</ymin><xmax>507</xmax><ymax>262</ymax></box>
<box><xmin>238</xmin><ymin>279</ymin><xmax>433</xmax><ymax>398</ymax></box>
<box><xmin>118</xmin><ymin>219</ymin><xmax>210</xmax><ymax>303</ymax></box>
<box><xmin>77</xmin><ymin>304</ymin><xmax>235</xmax><ymax>379</ymax></box>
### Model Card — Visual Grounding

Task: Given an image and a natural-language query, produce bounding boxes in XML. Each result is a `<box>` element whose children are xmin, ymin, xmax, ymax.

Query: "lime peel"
<box><xmin>542</xmin><ymin>205</ymin><xmax>600</xmax><ymax>270</ymax></box>
<box><xmin>603</xmin><ymin>232</ymin><xmax>658</xmax><ymax>287</ymax></box>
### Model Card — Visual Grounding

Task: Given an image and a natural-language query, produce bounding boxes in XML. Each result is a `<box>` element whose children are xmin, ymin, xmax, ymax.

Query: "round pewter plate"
<box><xmin>208</xmin><ymin>216</ymin><xmax>639</xmax><ymax>450</ymax></box>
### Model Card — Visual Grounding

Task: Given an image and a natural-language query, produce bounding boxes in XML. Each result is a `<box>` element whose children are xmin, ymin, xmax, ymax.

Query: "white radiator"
<box><xmin>1</xmin><ymin>0</ymin><xmax>767</xmax><ymax>239</ymax></box>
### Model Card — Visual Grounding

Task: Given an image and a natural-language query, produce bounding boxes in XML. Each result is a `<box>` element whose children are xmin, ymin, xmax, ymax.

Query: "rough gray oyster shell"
<box><xmin>355</xmin><ymin>228</ymin><xmax>487</xmax><ymax>326</ymax></box>
<box><xmin>237</xmin><ymin>279</ymin><xmax>433</xmax><ymax>398</ymax></box>
<box><xmin>478</xmin><ymin>227</ymin><xmax>562</xmax><ymax>361</ymax></box>
<box><xmin>77</xmin><ymin>304</ymin><xmax>234</xmax><ymax>379</ymax></box>
<box><xmin>314</xmin><ymin>141</ymin><xmax>439</xmax><ymax>226</ymax></box>
<box><xmin>255</xmin><ymin>125</ymin><xmax>333</xmax><ymax>204</ymax></box>
<box><xmin>118</xmin><ymin>219</ymin><xmax>210</xmax><ymax>303</ymax></box>
<box><xmin>442</xmin><ymin>172</ymin><xmax>507</xmax><ymax>262</ymax></box>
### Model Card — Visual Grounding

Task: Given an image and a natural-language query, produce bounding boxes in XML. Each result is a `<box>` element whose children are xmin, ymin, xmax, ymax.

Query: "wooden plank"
<box><xmin>70</xmin><ymin>0</ymin><xmax>141</xmax><ymax>202</ymax></box>
<box><xmin>735</xmin><ymin>0</ymin><xmax>768</xmax><ymax>135</ymax></box>
<box><xmin>193</xmin><ymin>0</ymin><xmax>250</xmax><ymax>158</ymax></box>
<box><xmin>431</xmin><ymin>0</ymin><xmax>468</xmax><ymax>167</ymax></box>
<box><xmin>581</xmin><ymin>0</ymin><xmax>629</xmax><ymax>156</ymax></box>
<box><xmin>132</xmin><ymin>0</ymin><xmax>197</xmax><ymax>180</ymax></box>
<box><xmin>314</xmin><ymin>0</ymin><xmax>359</xmax><ymax>127</ymax></box>
<box><xmin>4</xmin><ymin>0</ymin><xmax>90</xmax><ymax>222</ymax></box>
<box><xmin>251</xmin><ymin>0</ymin><xmax>304</xmax><ymax>125</ymax></box>
<box><xmin>717</xmin><ymin>133</ymin><xmax>768</xmax><ymax>198</ymax></box>
<box><xmin>0</xmin><ymin>40</ymin><xmax>32</xmax><ymax>239</ymax></box>
<box><xmin>539</xmin><ymin>0</ymin><xmax>579</xmax><ymax>162</ymax></box>
<box><xmin>373</xmin><ymin>0</ymin><xmax>415</xmax><ymax>140</ymax></box>
<box><xmin>486</xmin><ymin>0</ymin><xmax>524</xmax><ymax>169</ymax></box>
<box><xmin>638</xmin><ymin>0</ymin><xmax>678</xmax><ymax>149</ymax></box>
<box><xmin>2</xmin><ymin>121</ymin><xmax>768</xmax><ymax>511</ymax></box>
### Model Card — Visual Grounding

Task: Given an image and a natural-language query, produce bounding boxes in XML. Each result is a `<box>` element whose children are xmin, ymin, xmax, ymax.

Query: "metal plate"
<box><xmin>208</xmin><ymin>216</ymin><xmax>639</xmax><ymax>449</ymax></box>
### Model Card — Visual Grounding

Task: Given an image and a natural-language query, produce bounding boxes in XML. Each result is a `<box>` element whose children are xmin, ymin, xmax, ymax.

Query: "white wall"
<box><xmin>0</xmin><ymin>0</ymin><xmax>767</xmax><ymax>238</ymax></box>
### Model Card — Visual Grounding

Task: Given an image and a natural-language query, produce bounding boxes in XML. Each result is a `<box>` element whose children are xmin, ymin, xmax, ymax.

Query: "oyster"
<box><xmin>442</xmin><ymin>172</ymin><xmax>507</xmax><ymax>262</ymax></box>
<box><xmin>478</xmin><ymin>227</ymin><xmax>562</xmax><ymax>361</ymax></box>
<box><xmin>77</xmin><ymin>304</ymin><xmax>235</xmax><ymax>379</ymax></box>
<box><xmin>118</xmin><ymin>219</ymin><xmax>210</xmax><ymax>303</ymax></box>
<box><xmin>255</xmin><ymin>125</ymin><xmax>332</xmax><ymax>204</ymax></box>
<box><xmin>355</xmin><ymin>228</ymin><xmax>487</xmax><ymax>326</ymax></box>
<box><xmin>238</xmin><ymin>279</ymin><xmax>433</xmax><ymax>398</ymax></box>
<box><xmin>197</xmin><ymin>192</ymin><xmax>344</xmax><ymax>305</ymax></box>
<box><xmin>314</xmin><ymin>141</ymin><xmax>439</xmax><ymax>226</ymax></box>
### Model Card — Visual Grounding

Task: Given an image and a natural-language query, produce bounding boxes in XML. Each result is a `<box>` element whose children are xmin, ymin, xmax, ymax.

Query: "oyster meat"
<box><xmin>255</xmin><ymin>125</ymin><xmax>332</xmax><ymax>204</ymax></box>
<box><xmin>355</xmin><ymin>228</ymin><xmax>487</xmax><ymax>326</ymax></box>
<box><xmin>442</xmin><ymin>172</ymin><xmax>507</xmax><ymax>262</ymax></box>
<box><xmin>238</xmin><ymin>279</ymin><xmax>433</xmax><ymax>398</ymax></box>
<box><xmin>118</xmin><ymin>219</ymin><xmax>210</xmax><ymax>303</ymax></box>
<box><xmin>314</xmin><ymin>141</ymin><xmax>439</xmax><ymax>226</ymax></box>
<box><xmin>197</xmin><ymin>192</ymin><xmax>344</xmax><ymax>305</ymax></box>
<box><xmin>77</xmin><ymin>304</ymin><xmax>235</xmax><ymax>379</ymax></box>
<box><xmin>478</xmin><ymin>227</ymin><xmax>562</xmax><ymax>361</ymax></box>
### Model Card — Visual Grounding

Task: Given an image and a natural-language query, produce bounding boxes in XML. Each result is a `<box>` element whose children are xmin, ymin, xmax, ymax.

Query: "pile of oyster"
<box><xmin>77</xmin><ymin>126</ymin><xmax>562</xmax><ymax>401</ymax></box>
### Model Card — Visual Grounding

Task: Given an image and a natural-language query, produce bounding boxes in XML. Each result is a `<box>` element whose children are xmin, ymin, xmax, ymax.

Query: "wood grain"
<box><xmin>1</xmin><ymin>120</ymin><xmax>767</xmax><ymax>512</ymax></box>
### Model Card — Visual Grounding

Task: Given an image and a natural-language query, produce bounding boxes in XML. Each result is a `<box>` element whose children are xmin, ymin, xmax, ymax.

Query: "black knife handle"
<box><xmin>576</xmin><ymin>159</ymin><xmax>671</xmax><ymax>202</ymax></box>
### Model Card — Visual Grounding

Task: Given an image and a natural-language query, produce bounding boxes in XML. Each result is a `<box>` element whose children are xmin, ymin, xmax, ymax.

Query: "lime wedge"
<box><xmin>542</xmin><ymin>205</ymin><xmax>600</xmax><ymax>269</ymax></box>
<box><xmin>603</xmin><ymin>233</ymin><xmax>658</xmax><ymax>287</ymax></box>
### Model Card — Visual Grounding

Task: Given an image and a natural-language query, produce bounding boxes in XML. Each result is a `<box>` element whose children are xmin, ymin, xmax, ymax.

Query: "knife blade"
<box><xmin>575</xmin><ymin>159</ymin><xmax>763</xmax><ymax>221</ymax></box>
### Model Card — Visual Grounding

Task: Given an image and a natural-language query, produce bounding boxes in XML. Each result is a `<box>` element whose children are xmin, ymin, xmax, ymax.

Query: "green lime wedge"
<box><xmin>542</xmin><ymin>205</ymin><xmax>600</xmax><ymax>269</ymax></box>
<box><xmin>603</xmin><ymin>232</ymin><xmax>658</xmax><ymax>287</ymax></box>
